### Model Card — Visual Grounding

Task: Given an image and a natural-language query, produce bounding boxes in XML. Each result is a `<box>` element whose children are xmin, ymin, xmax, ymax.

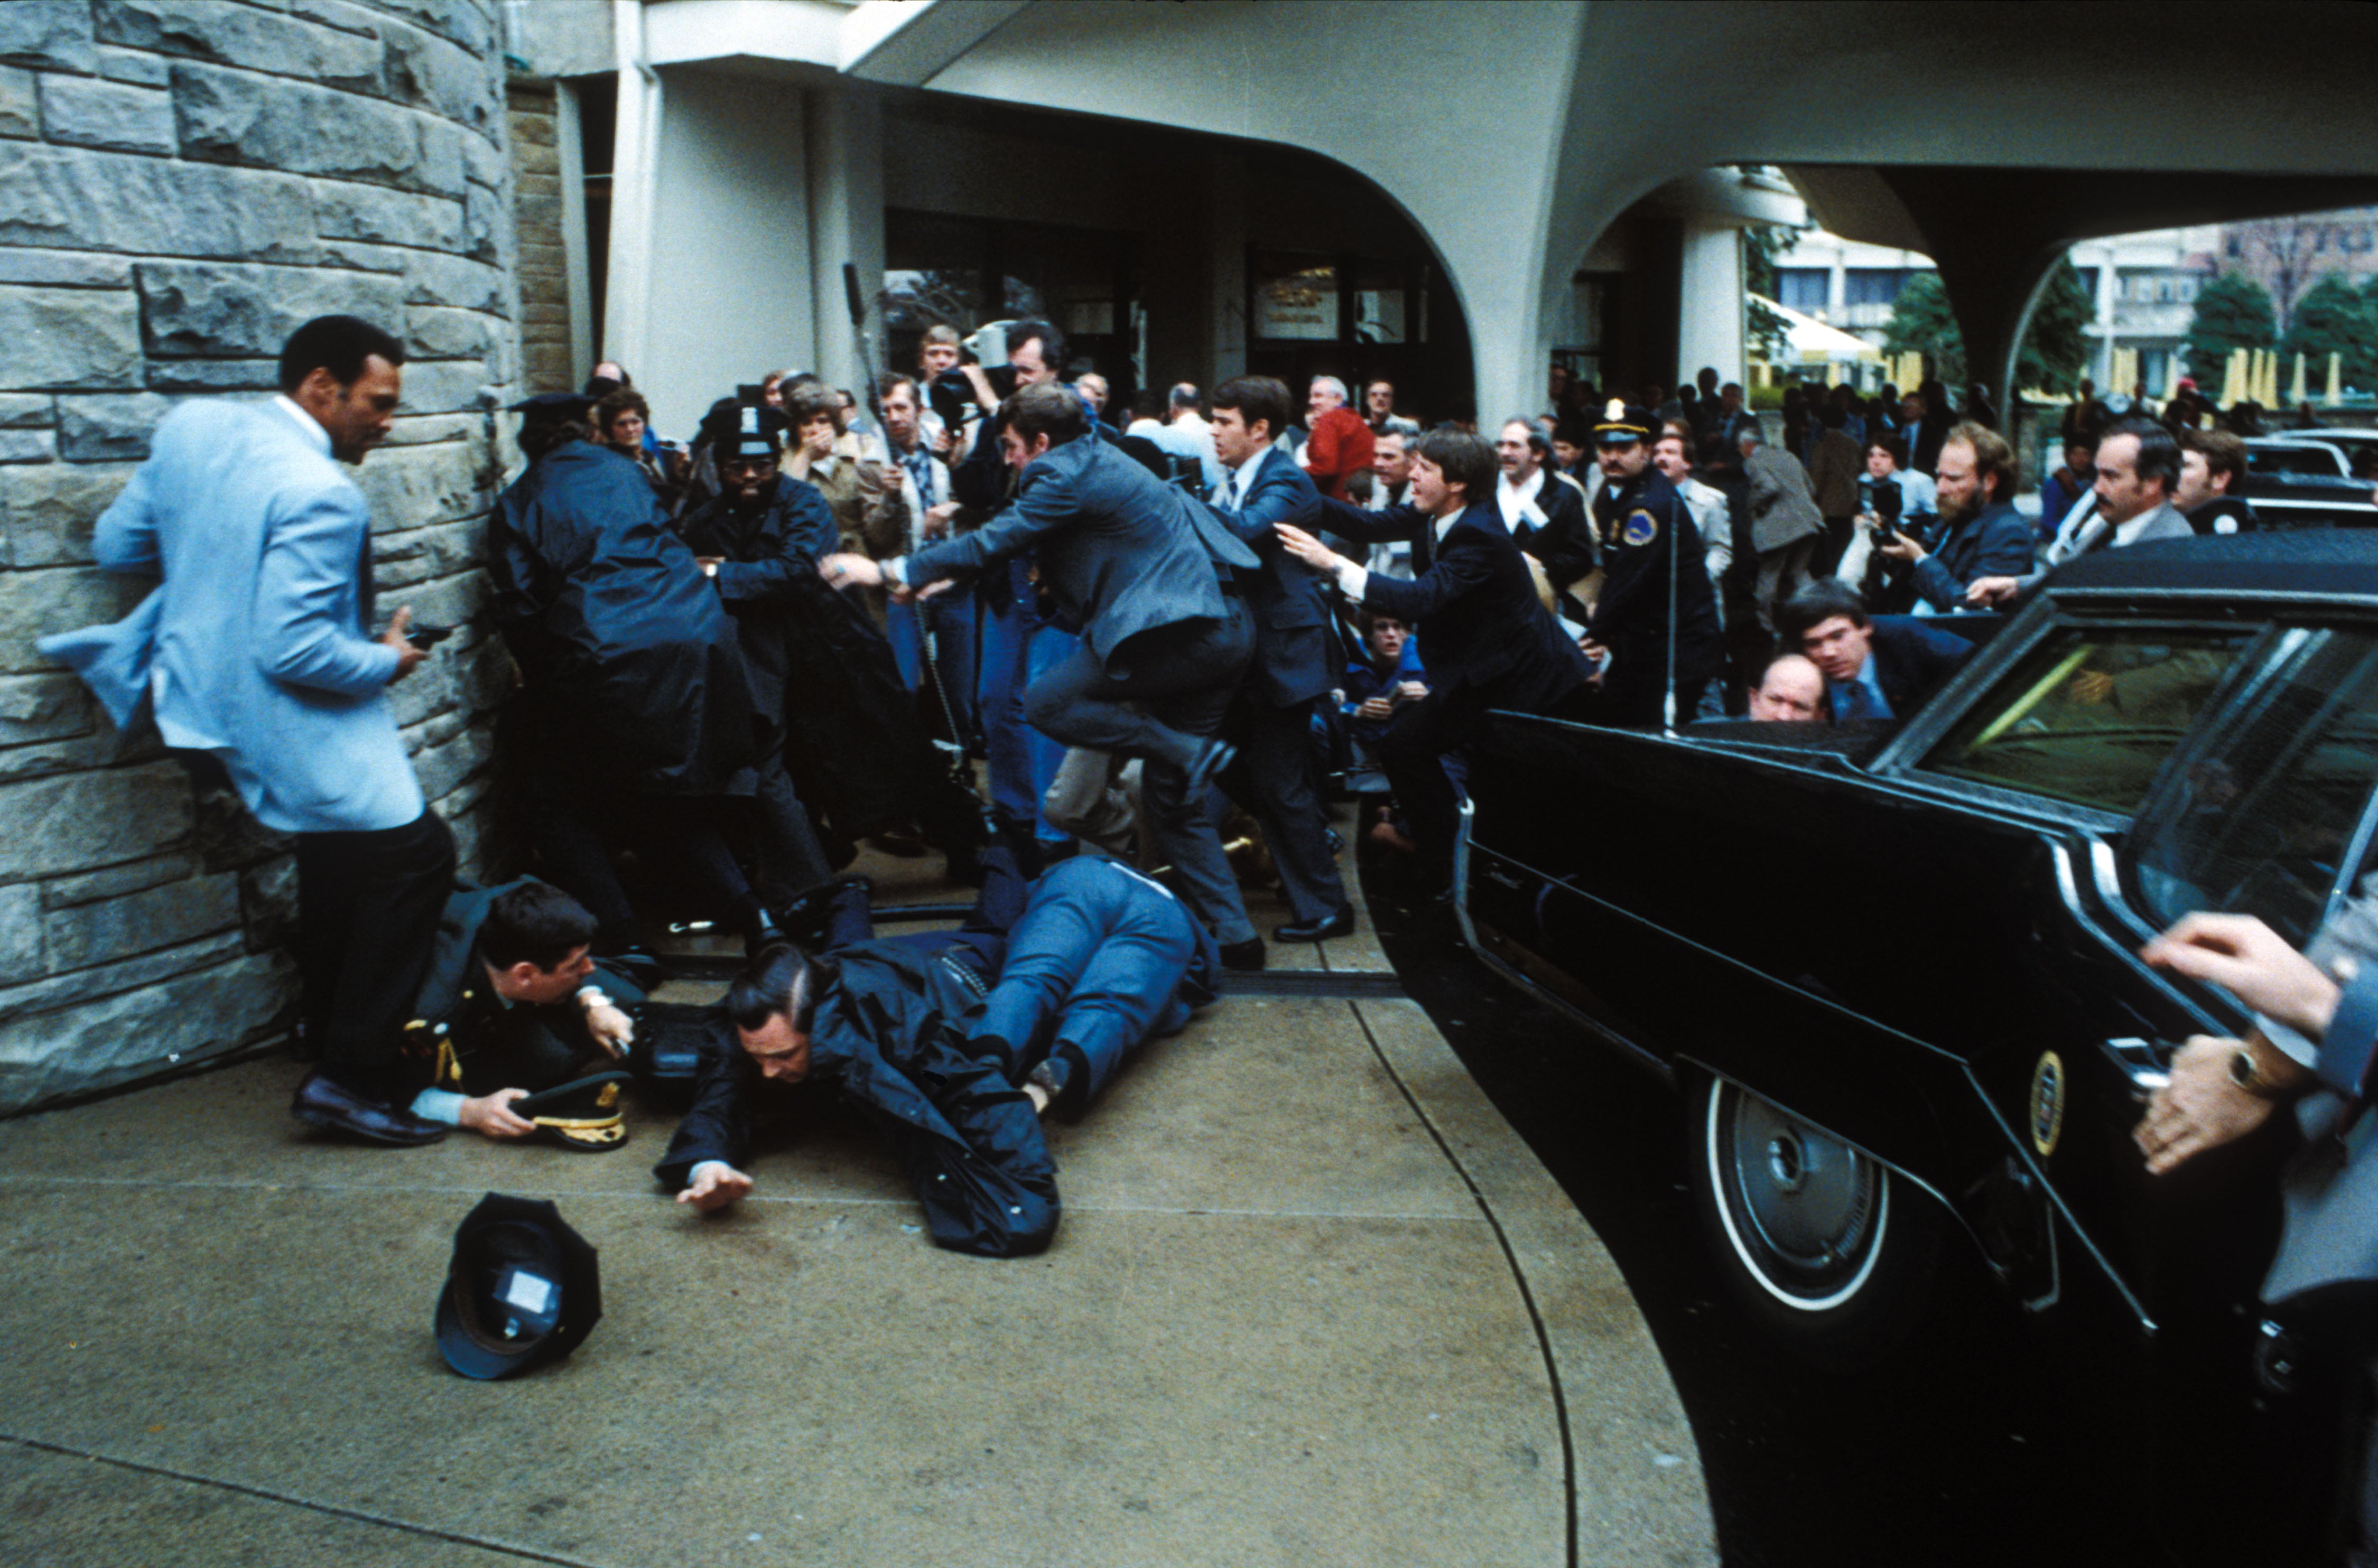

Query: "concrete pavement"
<box><xmin>0</xmin><ymin>846</ymin><xmax>1714</xmax><ymax>1567</ymax></box>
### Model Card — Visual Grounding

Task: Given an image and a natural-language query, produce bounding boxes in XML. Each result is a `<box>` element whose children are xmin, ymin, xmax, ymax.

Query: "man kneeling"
<box><xmin>655</xmin><ymin>853</ymin><xmax>1216</xmax><ymax>1257</ymax></box>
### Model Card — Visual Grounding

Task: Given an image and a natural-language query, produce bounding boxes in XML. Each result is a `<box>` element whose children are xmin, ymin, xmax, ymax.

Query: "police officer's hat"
<box><xmin>700</xmin><ymin>398</ymin><xmax>789</xmax><ymax>461</ymax></box>
<box><xmin>508</xmin><ymin>391</ymin><xmax>595</xmax><ymax>419</ymax></box>
<box><xmin>434</xmin><ymin>1193</ymin><xmax>601</xmax><ymax>1380</ymax></box>
<box><xmin>1592</xmin><ymin>398</ymin><xmax>1652</xmax><ymax>445</ymax></box>
<box><xmin>512</xmin><ymin>1069</ymin><xmax>635</xmax><ymax>1154</ymax></box>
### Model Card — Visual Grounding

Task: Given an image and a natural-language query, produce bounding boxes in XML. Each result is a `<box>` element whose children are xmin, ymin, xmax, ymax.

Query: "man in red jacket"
<box><xmin>1301</xmin><ymin>375</ymin><xmax>1376</xmax><ymax>501</ymax></box>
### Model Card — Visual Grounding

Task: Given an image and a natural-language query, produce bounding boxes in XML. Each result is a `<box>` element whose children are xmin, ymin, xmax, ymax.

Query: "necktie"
<box><xmin>1834</xmin><ymin>680</ymin><xmax>1877</xmax><ymax>721</ymax></box>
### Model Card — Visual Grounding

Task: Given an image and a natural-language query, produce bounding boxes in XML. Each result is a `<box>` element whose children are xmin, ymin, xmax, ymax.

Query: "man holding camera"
<box><xmin>43</xmin><ymin>315</ymin><xmax>452</xmax><ymax>1146</ymax></box>
<box><xmin>1875</xmin><ymin>422</ymin><xmax>2033</xmax><ymax>615</ymax></box>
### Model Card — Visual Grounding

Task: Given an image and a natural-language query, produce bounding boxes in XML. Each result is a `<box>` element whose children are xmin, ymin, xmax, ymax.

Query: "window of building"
<box><xmin>1775</xmin><ymin>268</ymin><xmax>1829</xmax><ymax>312</ymax></box>
<box><xmin>884</xmin><ymin>209</ymin><xmax>1137</xmax><ymax>398</ymax></box>
<box><xmin>1843</xmin><ymin>268</ymin><xmax>1908</xmax><ymax>307</ymax></box>
<box><xmin>1249</xmin><ymin>249</ymin><xmax>1429</xmax><ymax>346</ymax></box>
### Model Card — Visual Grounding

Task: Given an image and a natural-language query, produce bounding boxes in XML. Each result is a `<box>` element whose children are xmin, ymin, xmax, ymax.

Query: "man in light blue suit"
<box><xmin>40</xmin><ymin>316</ymin><xmax>454</xmax><ymax>1147</ymax></box>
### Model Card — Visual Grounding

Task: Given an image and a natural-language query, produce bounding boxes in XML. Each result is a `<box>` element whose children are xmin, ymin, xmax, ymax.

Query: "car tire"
<box><xmin>1686</xmin><ymin>1072</ymin><xmax>1944</xmax><ymax>1366</ymax></box>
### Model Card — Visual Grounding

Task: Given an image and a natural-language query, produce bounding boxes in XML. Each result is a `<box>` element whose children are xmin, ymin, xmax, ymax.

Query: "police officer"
<box><xmin>1580</xmin><ymin>400</ymin><xmax>1724</xmax><ymax>727</ymax></box>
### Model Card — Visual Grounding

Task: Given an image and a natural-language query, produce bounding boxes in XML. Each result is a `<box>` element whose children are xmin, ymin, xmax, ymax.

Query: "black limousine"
<box><xmin>1459</xmin><ymin>533</ymin><xmax>2378</xmax><ymax>1379</ymax></box>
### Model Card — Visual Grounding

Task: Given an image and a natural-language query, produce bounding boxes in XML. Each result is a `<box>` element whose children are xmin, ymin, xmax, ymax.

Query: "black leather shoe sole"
<box><xmin>1219</xmin><ymin>937</ymin><xmax>1267</xmax><ymax>972</ymax></box>
<box><xmin>1274</xmin><ymin>908</ymin><xmax>1355</xmax><ymax>942</ymax></box>
<box><xmin>290</xmin><ymin>1086</ymin><xmax>449</xmax><ymax>1147</ymax></box>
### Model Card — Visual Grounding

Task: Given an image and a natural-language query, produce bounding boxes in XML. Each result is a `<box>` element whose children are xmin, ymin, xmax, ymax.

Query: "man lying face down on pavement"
<box><xmin>653</xmin><ymin>847</ymin><xmax>1220</xmax><ymax>1257</ymax></box>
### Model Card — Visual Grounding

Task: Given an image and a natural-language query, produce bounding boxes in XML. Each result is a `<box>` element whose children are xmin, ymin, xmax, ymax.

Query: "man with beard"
<box><xmin>676</xmin><ymin>399</ymin><xmax>986</xmax><ymax>888</ymax></box>
<box><xmin>1580</xmin><ymin>402</ymin><xmax>1724</xmax><ymax>728</ymax></box>
<box><xmin>1876</xmin><ymin>422</ymin><xmax>2035</xmax><ymax>615</ymax></box>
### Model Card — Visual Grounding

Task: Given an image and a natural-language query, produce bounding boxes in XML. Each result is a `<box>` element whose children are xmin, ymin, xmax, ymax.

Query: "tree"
<box><xmin>1881</xmin><ymin>271</ymin><xmax>1964</xmax><ymax>384</ymax></box>
<box><xmin>1741</xmin><ymin>220</ymin><xmax>1805</xmax><ymax>363</ymax></box>
<box><xmin>2014</xmin><ymin>262</ymin><xmax>2091</xmax><ymax>395</ymax></box>
<box><xmin>2281</xmin><ymin>274</ymin><xmax>2378</xmax><ymax>391</ymax></box>
<box><xmin>2182</xmin><ymin>271</ymin><xmax>2277</xmax><ymax>377</ymax></box>
<box><xmin>2227</xmin><ymin>217</ymin><xmax>2323</xmax><ymax>329</ymax></box>
<box><xmin>1880</xmin><ymin>263</ymin><xmax>2092</xmax><ymax>394</ymax></box>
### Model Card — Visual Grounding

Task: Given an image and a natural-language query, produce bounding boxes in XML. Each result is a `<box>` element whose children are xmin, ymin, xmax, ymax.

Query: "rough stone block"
<box><xmin>383</xmin><ymin>356</ymin><xmax>494</xmax><ymax>416</ymax></box>
<box><xmin>410</xmin><ymin>721</ymin><xmax>489</xmax><ymax>801</ymax></box>
<box><xmin>0</xmin><ymin>248</ymin><xmax>132</xmax><ymax>288</ymax></box>
<box><xmin>311</xmin><ymin>181</ymin><xmax>462</xmax><ymax>250</ymax></box>
<box><xmin>0</xmin><ymin>762</ymin><xmax>193</xmax><ymax>880</ymax></box>
<box><xmin>0</xmin><ymin>2</ymin><xmax>97</xmax><ymax>76</ymax></box>
<box><xmin>136</xmin><ymin>259</ymin><xmax>405</xmax><ymax>358</ymax></box>
<box><xmin>97</xmin><ymin>0</ymin><xmax>384</xmax><ymax>90</ymax></box>
<box><xmin>460</xmin><ymin>123</ymin><xmax>503</xmax><ymax>191</ymax></box>
<box><xmin>357</xmin><ymin>0</ymin><xmax>493</xmax><ymax>60</ymax></box>
<box><xmin>143</xmin><ymin>358</ymin><xmax>277</xmax><ymax>393</ymax></box>
<box><xmin>238</xmin><ymin>852</ymin><xmax>296</xmax><ymax>948</ymax></box>
<box><xmin>0</xmin><ymin>430</ymin><xmax>56</xmax><ymax>462</ymax></box>
<box><xmin>0</xmin><ymin>143</ymin><xmax>317</xmax><ymax>262</ymax></box>
<box><xmin>379</xmin><ymin>18</ymin><xmax>492</xmax><ymax>133</ymax></box>
<box><xmin>0</xmin><ymin>927</ymin><xmax>241</xmax><ymax>1025</ymax></box>
<box><xmin>44</xmin><ymin>870</ymin><xmax>241</xmax><ymax>970</ymax></box>
<box><xmin>0</xmin><ymin>948</ymin><xmax>290</xmax><ymax>1113</ymax></box>
<box><xmin>0</xmin><ymin>883</ymin><xmax>42</xmax><ymax>984</ymax></box>
<box><xmin>461</xmin><ymin>178</ymin><xmax>499</xmax><ymax>263</ymax></box>
<box><xmin>0</xmin><ymin>65</ymin><xmax>37</xmax><ymax>139</ymax></box>
<box><xmin>393</xmin><ymin>569</ymin><xmax>487</xmax><ymax>634</ymax></box>
<box><xmin>0</xmin><ymin>673</ymin><xmax>92</xmax><ymax>748</ymax></box>
<box><xmin>0</xmin><ymin>286</ymin><xmax>141</xmax><ymax>390</ymax></box>
<box><xmin>57</xmin><ymin>391</ymin><xmax>174</xmax><ymax>460</ymax></box>
<box><xmin>356</xmin><ymin>438</ymin><xmax>481</xmax><ymax>528</ymax></box>
<box><xmin>94</xmin><ymin>46</ymin><xmax>170</xmax><ymax>87</ymax></box>
<box><xmin>0</xmin><ymin>726</ymin><xmax>137</xmax><ymax>783</ymax></box>
<box><xmin>378</xmin><ymin>409</ymin><xmax>476</xmax><ymax>446</ymax></box>
<box><xmin>392</xmin><ymin>249</ymin><xmax>501</xmax><ymax>312</ymax></box>
<box><xmin>0</xmin><ymin>394</ymin><xmax>54</xmax><ymax>427</ymax></box>
<box><xmin>1</xmin><ymin>564</ymin><xmax>148</xmax><ymax>669</ymax></box>
<box><xmin>373</xmin><ymin>515</ymin><xmax>480</xmax><ymax>591</ymax></box>
<box><xmin>41</xmin><ymin>850</ymin><xmax>192</xmax><ymax>907</ymax></box>
<box><xmin>39</xmin><ymin>76</ymin><xmax>175</xmax><ymax>154</ymax></box>
<box><xmin>402</xmin><ymin>305</ymin><xmax>495</xmax><ymax>359</ymax></box>
<box><xmin>3</xmin><ymin>460</ymin><xmax>137</xmax><ymax>566</ymax></box>
<box><xmin>172</xmin><ymin>61</ymin><xmax>463</xmax><ymax>198</ymax></box>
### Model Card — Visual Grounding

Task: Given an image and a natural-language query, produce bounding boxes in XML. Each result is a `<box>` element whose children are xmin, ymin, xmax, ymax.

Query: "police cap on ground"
<box><xmin>700</xmin><ymin>398</ymin><xmax>789</xmax><ymax>461</ymax></box>
<box><xmin>1593</xmin><ymin>398</ymin><xmax>1652</xmax><ymax>445</ymax></box>
<box><xmin>434</xmin><ymin>1192</ymin><xmax>602</xmax><ymax>1380</ymax></box>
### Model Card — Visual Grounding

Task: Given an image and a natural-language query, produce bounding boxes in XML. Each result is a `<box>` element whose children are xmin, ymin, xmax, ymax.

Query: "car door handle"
<box><xmin>2102</xmin><ymin>1035</ymin><xmax>2169</xmax><ymax>1096</ymax></box>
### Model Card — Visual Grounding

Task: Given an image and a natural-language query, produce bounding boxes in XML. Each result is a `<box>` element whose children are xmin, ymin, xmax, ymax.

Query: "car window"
<box><xmin>1918</xmin><ymin>626</ymin><xmax>2255</xmax><ymax>814</ymax></box>
<box><xmin>2130</xmin><ymin>627</ymin><xmax>2378</xmax><ymax>948</ymax></box>
<box><xmin>2247</xmin><ymin>444</ymin><xmax>2346</xmax><ymax>478</ymax></box>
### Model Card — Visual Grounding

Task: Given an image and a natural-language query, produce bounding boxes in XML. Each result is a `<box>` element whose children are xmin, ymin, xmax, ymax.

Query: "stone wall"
<box><xmin>0</xmin><ymin>0</ymin><xmax>519</xmax><ymax>1113</ymax></box>
<box><xmin>507</xmin><ymin>74</ymin><xmax>570</xmax><ymax>396</ymax></box>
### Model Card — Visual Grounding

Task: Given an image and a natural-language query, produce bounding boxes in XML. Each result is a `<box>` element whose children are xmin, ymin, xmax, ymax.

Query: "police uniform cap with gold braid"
<box><xmin>1593</xmin><ymin>398</ymin><xmax>1652</xmax><ymax>445</ymax></box>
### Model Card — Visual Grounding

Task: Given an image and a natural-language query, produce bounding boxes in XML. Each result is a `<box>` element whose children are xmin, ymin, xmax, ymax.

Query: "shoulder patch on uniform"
<box><xmin>1622</xmin><ymin>508</ymin><xmax>1659</xmax><ymax>547</ymax></box>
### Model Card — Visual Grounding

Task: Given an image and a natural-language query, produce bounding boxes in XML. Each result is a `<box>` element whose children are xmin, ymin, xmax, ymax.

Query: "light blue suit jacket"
<box><xmin>39</xmin><ymin>398</ymin><xmax>422</xmax><ymax>834</ymax></box>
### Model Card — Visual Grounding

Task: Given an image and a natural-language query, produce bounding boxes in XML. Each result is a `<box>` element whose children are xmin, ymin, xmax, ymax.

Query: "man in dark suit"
<box><xmin>1205</xmin><ymin>376</ymin><xmax>1352</xmax><ymax>951</ymax></box>
<box><xmin>1277</xmin><ymin>429</ymin><xmax>1593</xmax><ymax>892</ymax></box>
<box><xmin>1774</xmin><ymin>580</ymin><xmax>1972</xmax><ymax>722</ymax></box>
<box><xmin>820</xmin><ymin>382</ymin><xmax>1260</xmax><ymax>950</ymax></box>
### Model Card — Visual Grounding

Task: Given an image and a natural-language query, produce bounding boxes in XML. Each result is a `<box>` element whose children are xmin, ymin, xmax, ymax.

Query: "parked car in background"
<box><xmin>2243</xmin><ymin>435</ymin><xmax>2378</xmax><ymax>528</ymax></box>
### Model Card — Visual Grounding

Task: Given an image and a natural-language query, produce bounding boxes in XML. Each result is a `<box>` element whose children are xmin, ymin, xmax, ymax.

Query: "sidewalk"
<box><xmin>0</xmin><ymin>843</ymin><xmax>1714</xmax><ymax>1567</ymax></box>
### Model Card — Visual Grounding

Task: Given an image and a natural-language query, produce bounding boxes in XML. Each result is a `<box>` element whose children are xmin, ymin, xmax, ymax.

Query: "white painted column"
<box><xmin>603</xmin><ymin>0</ymin><xmax>661</xmax><ymax>382</ymax></box>
<box><xmin>639</xmin><ymin>73</ymin><xmax>813</xmax><ymax>438</ymax></box>
<box><xmin>554</xmin><ymin>79</ymin><xmax>593</xmax><ymax>385</ymax></box>
<box><xmin>806</xmin><ymin>85</ymin><xmax>887</xmax><ymax>405</ymax></box>
<box><xmin>1676</xmin><ymin>220</ymin><xmax>1744</xmax><ymax>389</ymax></box>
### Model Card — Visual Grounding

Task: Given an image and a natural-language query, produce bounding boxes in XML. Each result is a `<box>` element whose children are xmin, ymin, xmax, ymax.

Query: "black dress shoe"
<box><xmin>1219</xmin><ymin>937</ymin><xmax>1267</xmax><ymax>972</ymax></box>
<box><xmin>1184</xmin><ymin>736</ymin><xmax>1238</xmax><ymax>796</ymax></box>
<box><xmin>291</xmin><ymin>1071</ymin><xmax>449</xmax><ymax>1147</ymax></box>
<box><xmin>1275</xmin><ymin>906</ymin><xmax>1355</xmax><ymax>942</ymax></box>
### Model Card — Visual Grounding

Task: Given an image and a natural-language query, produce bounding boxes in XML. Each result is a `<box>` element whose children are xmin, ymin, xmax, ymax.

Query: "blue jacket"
<box><xmin>1826</xmin><ymin>616</ymin><xmax>1974</xmax><ymax>721</ymax></box>
<box><xmin>906</xmin><ymin>434</ymin><xmax>1258</xmax><ymax>678</ymax></box>
<box><xmin>1206</xmin><ymin>447</ymin><xmax>1332</xmax><ymax>706</ymax></box>
<box><xmin>1910</xmin><ymin>499</ymin><xmax>2036</xmax><ymax>614</ymax></box>
<box><xmin>41</xmin><ymin>398</ymin><xmax>421</xmax><ymax>833</ymax></box>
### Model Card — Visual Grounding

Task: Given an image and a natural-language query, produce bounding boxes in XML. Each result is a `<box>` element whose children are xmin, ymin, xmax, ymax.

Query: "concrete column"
<box><xmin>1207</xmin><ymin>150</ymin><xmax>1247</xmax><ymax>382</ymax></box>
<box><xmin>1676</xmin><ymin>221</ymin><xmax>1744</xmax><ymax>389</ymax></box>
<box><xmin>602</xmin><ymin>0</ymin><xmax>662</xmax><ymax>381</ymax></box>
<box><xmin>1827</xmin><ymin>254</ymin><xmax>1846</xmax><ymax>321</ymax></box>
<box><xmin>806</xmin><ymin>86</ymin><xmax>887</xmax><ymax>405</ymax></box>
<box><xmin>639</xmin><ymin>73</ymin><xmax>813</xmax><ymax>437</ymax></box>
<box><xmin>554</xmin><ymin>79</ymin><xmax>594</xmax><ymax>385</ymax></box>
